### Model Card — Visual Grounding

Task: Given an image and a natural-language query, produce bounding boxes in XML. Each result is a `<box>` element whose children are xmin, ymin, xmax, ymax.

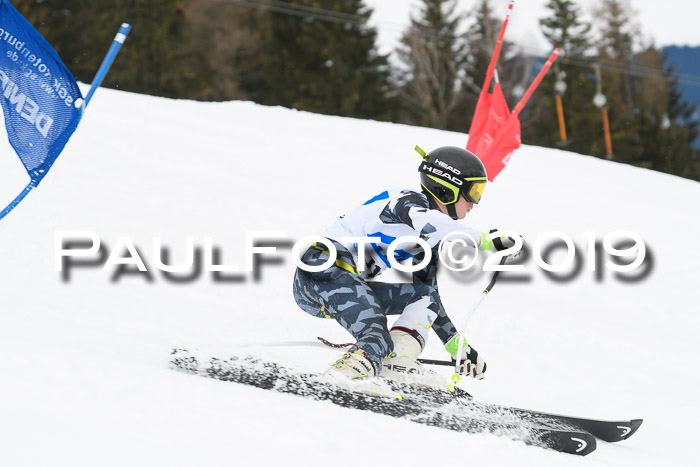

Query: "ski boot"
<box><xmin>381</xmin><ymin>328</ymin><xmax>451</xmax><ymax>390</ymax></box>
<box><xmin>324</xmin><ymin>349</ymin><xmax>398</xmax><ymax>399</ymax></box>
<box><xmin>325</xmin><ymin>349</ymin><xmax>376</xmax><ymax>379</ymax></box>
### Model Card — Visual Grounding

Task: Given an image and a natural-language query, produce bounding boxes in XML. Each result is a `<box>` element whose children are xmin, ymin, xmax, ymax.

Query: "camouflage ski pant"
<box><xmin>292</xmin><ymin>241</ymin><xmax>457</xmax><ymax>371</ymax></box>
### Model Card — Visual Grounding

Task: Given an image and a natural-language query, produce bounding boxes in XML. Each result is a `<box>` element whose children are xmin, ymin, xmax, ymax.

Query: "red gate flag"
<box><xmin>465</xmin><ymin>1</ymin><xmax>559</xmax><ymax>181</ymax></box>
<box><xmin>466</xmin><ymin>80</ymin><xmax>521</xmax><ymax>181</ymax></box>
<box><xmin>468</xmin><ymin>49</ymin><xmax>559</xmax><ymax>181</ymax></box>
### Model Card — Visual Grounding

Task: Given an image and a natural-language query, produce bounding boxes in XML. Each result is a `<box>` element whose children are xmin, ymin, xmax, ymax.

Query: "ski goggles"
<box><xmin>424</xmin><ymin>174</ymin><xmax>487</xmax><ymax>204</ymax></box>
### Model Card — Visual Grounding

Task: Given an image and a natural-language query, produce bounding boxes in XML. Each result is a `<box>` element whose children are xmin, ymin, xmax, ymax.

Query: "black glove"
<box><xmin>489</xmin><ymin>228</ymin><xmax>524</xmax><ymax>260</ymax></box>
<box><xmin>446</xmin><ymin>334</ymin><xmax>487</xmax><ymax>380</ymax></box>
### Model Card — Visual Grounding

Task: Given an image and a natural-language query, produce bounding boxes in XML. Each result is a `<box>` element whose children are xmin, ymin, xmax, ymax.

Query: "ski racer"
<box><xmin>292</xmin><ymin>146</ymin><xmax>521</xmax><ymax>383</ymax></box>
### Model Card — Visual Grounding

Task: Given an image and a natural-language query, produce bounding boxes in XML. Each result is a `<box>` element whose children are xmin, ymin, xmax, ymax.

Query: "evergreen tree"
<box><xmin>15</xmin><ymin>0</ymin><xmax>90</xmax><ymax>72</ymax></box>
<box><xmin>16</xmin><ymin>0</ymin><xmax>205</xmax><ymax>99</ymax></box>
<box><xmin>396</xmin><ymin>0</ymin><xmax>466</xmax><ymax>129</ymax></box>
<box><xmin>260</xmin><ymin>0</ymin><xmax>395</xmax><ymax>121</ymax></box>
<box><xmin>464</xmin><ymin>0</ymin><xmax>501</xmax><ymax>95</ymax></box>
<box><xmin>540</xmin><ymin>0</ymin><xmax>591</xmax><ymax>57</ymax></box>
<box><xmin>589</xmin><ymin>0</ymin><xmax>699</xmax><ymax>179</ymax></box>
<box><xmin>592</xmin><ymin>0</ymin><xmax>642</xmax><ymax>163</ymax></box>
<box><xmin>632</xmin><ymin>48</ymin><xmax>700</xmax><ymax>179</ymax></box>
<box><xmin>523</xmin><ymin>0</ymin><xmax>599</xmax><ymax>155</ymax></box>
<box><xmin>182</xmin><ymin>1</ymin><xmax>267</xmax><ymax>101</ymax></box>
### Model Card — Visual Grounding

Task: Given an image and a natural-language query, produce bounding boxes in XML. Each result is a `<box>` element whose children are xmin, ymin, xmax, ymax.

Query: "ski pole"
<box><xmin>266</xmin><ymin>338</ymin><xmax>461</xmax><ymax>367</ymax></box>
<box><xmin>451</xmin><ymin>256</ymin><xmax>508</xmax><ymax>384</ymax></box>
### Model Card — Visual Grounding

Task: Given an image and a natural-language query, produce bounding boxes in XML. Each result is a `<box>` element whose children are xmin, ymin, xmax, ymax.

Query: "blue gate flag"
<box><xmin>0</xmin><ymin>0</ymin><xmax>82</xmax><ymax>186</ymax></box>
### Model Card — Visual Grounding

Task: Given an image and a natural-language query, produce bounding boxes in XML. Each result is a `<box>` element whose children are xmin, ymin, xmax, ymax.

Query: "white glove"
<box><xmin>445</xmin><ymin>334</ymin><xmax>486</xmax><ymax>380</ymax></box>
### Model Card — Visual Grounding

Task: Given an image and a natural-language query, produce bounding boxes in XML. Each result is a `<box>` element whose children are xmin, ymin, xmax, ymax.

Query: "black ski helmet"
<box><xmin>417</xmin><ymin>146</ymin><xmax>488</xmax><ymax>219</ymax></box>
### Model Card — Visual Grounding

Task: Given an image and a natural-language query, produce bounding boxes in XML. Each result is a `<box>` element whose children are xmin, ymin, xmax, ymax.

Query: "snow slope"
<box><xmin>1</xmin><ymin>88</ymin><xmax>699</xmax><ymax>466</ymax></box>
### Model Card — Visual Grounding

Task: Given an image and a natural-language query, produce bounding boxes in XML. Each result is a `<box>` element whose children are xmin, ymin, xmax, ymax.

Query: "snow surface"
<box><xmin>1</xmin><ymin>87</ymin><xmax>699</xmax><ymax>466</ymax></box>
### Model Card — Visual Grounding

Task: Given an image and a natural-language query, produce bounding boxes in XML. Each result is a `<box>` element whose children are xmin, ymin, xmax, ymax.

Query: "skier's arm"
<box><xmin>407</xmin><ymin>205</ymin><xmax>484</xmax><ymax>248</ymax></box>
<box><xmin>388</xmin><ymin>190</ymin><xmax>486</xmax><ymax>249</ymax></box>
<box><xmin>412</xmin><ymin>244</ymin><xmax>438</xmax><ymax>289</ymax></box>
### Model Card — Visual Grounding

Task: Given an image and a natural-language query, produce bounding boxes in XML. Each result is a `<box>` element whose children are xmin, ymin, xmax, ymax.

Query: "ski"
<box><xmin>169</xmin><ymin>349</ymin><xmax>597</xmax><ymax>456</ymax></box>
<box><xmin>417</xmin><ymin>382</ymin><xmax>642</xmax><ymax>443</ymax></box>
<box><xmin>315</xmin><ymin>338</ymin><xmax>642</xmax><ymax>443</ymax></box>
<box><xmin>453</xmin><ymin>397</ymin><xmax>642</xmax><ymax>443</ymax></box>
<box><xmin>507</xmin><ymin>406</ymin><xmax>642</xmax><ymax>443</ymax></box>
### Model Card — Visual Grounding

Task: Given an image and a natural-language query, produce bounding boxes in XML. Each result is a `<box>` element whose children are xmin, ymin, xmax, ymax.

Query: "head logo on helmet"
<box><xmin>416</xmin><ymin>146</ymin><xmax>488</xmax><ymax>220</ymax></box>
<box><xmin>433</xmin><ymin>158</ymin><xmax>461</xmax><ymax>175</ymax></box>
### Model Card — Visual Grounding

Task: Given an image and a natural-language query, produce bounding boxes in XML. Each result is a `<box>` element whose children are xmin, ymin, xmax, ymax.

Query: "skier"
<box><xmin>292</xmin><ymin>146</ymin><xmax>521</xmax><ymax>384</ymax></box>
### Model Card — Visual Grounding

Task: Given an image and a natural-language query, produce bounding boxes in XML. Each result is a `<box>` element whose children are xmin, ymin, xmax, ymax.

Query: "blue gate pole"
<box><xmin>82</xmin><ymin>23</ymin><xmax>132</xmax><ymax>112</ymax></box>
<box><xmin>0</xmin><ymin>181</ymin><xmax>36</xmax><ymax>221</ymax></box>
